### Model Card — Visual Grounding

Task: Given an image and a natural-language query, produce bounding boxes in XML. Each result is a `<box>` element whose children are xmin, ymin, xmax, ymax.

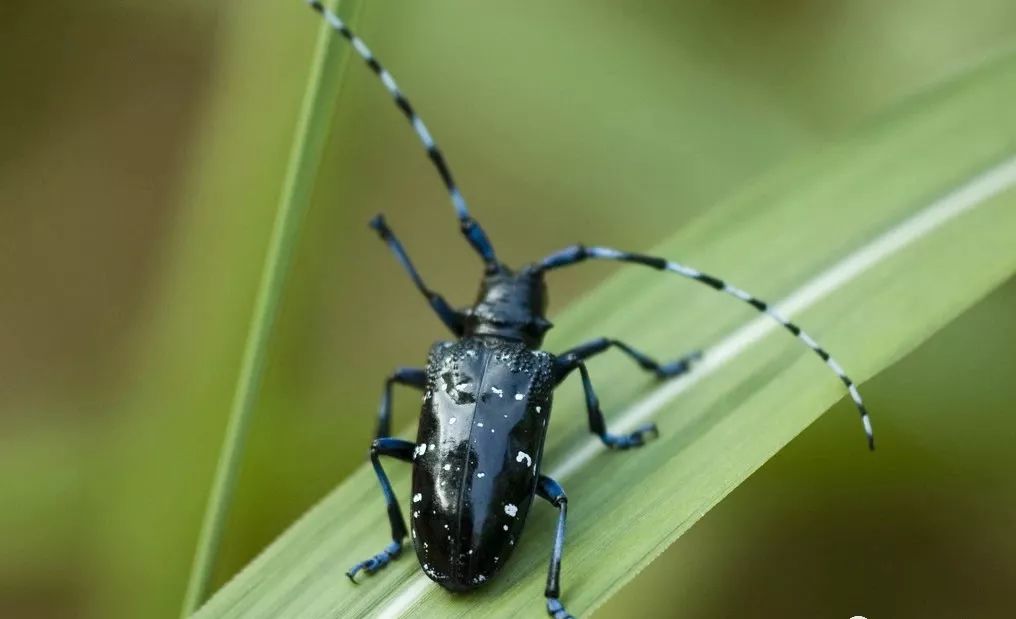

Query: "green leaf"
<box><xmin>179</xmin><ymin>1</ymin><xmax>365</xmax><ymax>615</ymax></box>
<box><xmin>192</xmin><ymin>52</ymin><xmax>1016</xmax><ymax>618</ymax></box>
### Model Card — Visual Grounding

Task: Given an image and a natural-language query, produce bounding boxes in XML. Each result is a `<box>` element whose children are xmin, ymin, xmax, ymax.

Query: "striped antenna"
<box><xmin>534</xmin><ymin>245</ymin><xmax>875</xmax><ymax>450</ymax></box>
<box><xmin>306</xmin><ymin>1</ymin><xmax>499</xmax><ymax>269</ymax></box>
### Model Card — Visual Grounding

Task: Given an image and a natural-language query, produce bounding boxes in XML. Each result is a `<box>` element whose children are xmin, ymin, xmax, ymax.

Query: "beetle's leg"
<box><xmin>370</xmin><ymin>214</ymin><xmax>465</xmax><ymax>336</ymax></box>
<box><xmin>347</xmin><ymin>438</ymin><xmax>414</xmax><ymax>582</ymax></box>
<box><xmin>554</xmin><ymin>356</ymin><xmax>658</xmax><ymax>449</ymax></box>
<box><xmin>376</xmin><ymin>367</ymin><xmax>426</xmax><ymax>439</ymax></box>
<box><xmin>537</xmin><ymin>475</ymin><xmax>575</xmax><ymax>619</ymax></box>
<box><xmin>556</xmin><ymin>337</ymin><xmax>701</xmax><ymax>380</ymax></box>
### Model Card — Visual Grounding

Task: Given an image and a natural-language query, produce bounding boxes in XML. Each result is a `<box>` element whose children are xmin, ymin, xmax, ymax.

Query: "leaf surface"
<box><xmin>193</xmin><ymin>52</ymin><xmax>1016</xmax><ymax>619</ymax></box>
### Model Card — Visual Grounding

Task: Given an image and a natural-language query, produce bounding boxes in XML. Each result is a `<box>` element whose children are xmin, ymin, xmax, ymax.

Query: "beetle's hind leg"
<box><xmin>347</xmin><ymin>438</ymin><xmax>414</xmax><ymax>582</ymax></box>
<box><xmin>537</xmin><ymin>475</ymin><xmax>575</xmax><ymax>619</ymax></box>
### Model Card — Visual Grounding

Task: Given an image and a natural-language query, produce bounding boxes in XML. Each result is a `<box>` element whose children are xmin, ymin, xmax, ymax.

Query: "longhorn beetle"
<box><xmin>305</xmin><ymin>2</ymin><xmax>874</xmax><ymax>617</ymax></box>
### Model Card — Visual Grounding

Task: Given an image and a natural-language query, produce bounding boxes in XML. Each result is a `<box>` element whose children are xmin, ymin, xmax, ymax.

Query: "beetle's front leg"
<box><xmin>370</xmin><ymin>214</ymin><xmax>466</xmax><ymax>335</ymax></box>
<box><xmin>347</xmin><ymin>438</ymin><xmax>414</xmax><ymax>582</ymax></box>
<box><xmin>554</xmin><ymin>356</ymin><xmax>657</xmax><ymax>449</ymax></box>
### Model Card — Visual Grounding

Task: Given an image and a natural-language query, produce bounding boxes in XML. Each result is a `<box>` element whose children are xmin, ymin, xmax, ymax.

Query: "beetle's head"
<box><xmin>463</xmin><ymin>265</ymin><xmax>552</xmax><ymax>347</ymax></box>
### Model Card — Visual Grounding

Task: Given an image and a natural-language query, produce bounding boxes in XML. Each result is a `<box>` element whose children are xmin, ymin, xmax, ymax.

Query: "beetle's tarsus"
<box><xmin>655</xmin><ymin>349</ymin><xmax>703</xmax><ymax>379</ymax></box>
<box><xmin>546</xmin><ymin>597</ymin><xmax>575</xmax><ymax>619</ymax></box>
<box><xmin>368</xmin><ymin>213</ymin><xmax>387</xmax><ymax>234</ymax></box>
<box><xmin>602</xmin><ymin>422</ymin><xmax>659</xmax><ymax>450</ymax></box>
<box><xmin>345</xmin><ymin>540</ymin><xmax>402</xmax><ymax>583</ymax></box>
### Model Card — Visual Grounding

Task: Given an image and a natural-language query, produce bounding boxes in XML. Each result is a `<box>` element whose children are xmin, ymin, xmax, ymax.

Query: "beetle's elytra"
<box><xmin>413</xmin><ymin>336</ymin><xmax>554</xmax><ymax>589</ymax></box>
<box><xmin>306</xmin><ymin>3</ymin><xmax>874</xmax><ymax>617</ymax></box>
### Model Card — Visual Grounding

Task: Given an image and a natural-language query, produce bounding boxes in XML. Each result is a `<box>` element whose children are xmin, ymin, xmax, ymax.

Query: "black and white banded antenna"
<box><xmin>306</xmin><ymin>0</ymin><xmax>499</xmax><ymax>271</ymax></box>
<box><xmin>532</xmin><ymin>245</ymin><xmax>875</xmax><ymax>450</ymax></box>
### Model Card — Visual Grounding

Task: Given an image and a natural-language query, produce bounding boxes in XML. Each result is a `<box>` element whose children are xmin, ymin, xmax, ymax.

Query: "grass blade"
<box><xmin>180</xmin><ymin>1</ymin><xmax>364</xmax><ymax>615</ymax></box>
<box><xmin>193</xmin><ymin>51</ymin><xmax>1016</xmax><ymax>618</ymax></box>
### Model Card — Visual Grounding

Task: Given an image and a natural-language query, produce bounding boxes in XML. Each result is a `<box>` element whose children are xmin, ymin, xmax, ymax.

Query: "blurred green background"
<box><xmin>2</xmin><ymin>1</ymin><xmax>1014</xmax><ymax>618</ymax></box>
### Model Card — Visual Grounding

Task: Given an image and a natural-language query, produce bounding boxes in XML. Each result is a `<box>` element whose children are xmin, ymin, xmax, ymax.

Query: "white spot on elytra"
<box><xmin>535</xmin><ymin>406</ymin><xmax>542</xmax><ymax>413</ymax></box>
<box><xmin>516</xmin><ymin>451</ymin><xmax>532</xmax><ymax>468</ymax></box>
<box><xmin>504</xmin><ymin>503</ymin><xmax>518</xmax><ymax>517</ymax></box>
<box><xmin>413</xmin><ymin>511</ymin><xmax>419</xmax><ymax>518</ymax></box>
<box><xmin>449</xmin><ymin>417</ymin><xmax>457</xmax><ymax>425</ymax></box>
<box><xmin>413</xmin><ymin>493</ymin><xmax>422</xmax><ymax>503</ymax></box>
<box><xmin>413</xmin><ymin>443</ymin><xmax>427</xmax><ymax>458</ymax></box>
<box><xmin>429</xmin><ymin>444</ymin><xmax>435</xmax><ymax>451</ymax></box>
<box><xmin>443</xmin><ymin>463</ymin><xmax>451</xmax><ymax>471</ymax></box>
<box><xmin>477</xmin><ymin>472</ymin><xmax>485</xmax><ymax>478</ymax></box>
<box><xmin>514</xmin><ymin>393</ymin><xmax>524</xmax><ymax>401</ymax></box>
<box><xmin>477</xmin><ymin>422</ymin><xmax>484</xmax><ymax>428</ymax></box>
<box><xmin>491</xmin><ymin>386</ymin><xmax>503</xmax><ymax>397</ymax></box>
<box><xmin>502</xmin><ymin>524</ymin><xmax>508</xmax><ymax>531</ymax></box>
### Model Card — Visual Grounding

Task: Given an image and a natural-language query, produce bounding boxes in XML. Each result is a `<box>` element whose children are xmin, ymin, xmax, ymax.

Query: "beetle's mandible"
<box><xmin>305</xmin><ymin>3</ymin><xmax>875</xmax><ymax>617</ymax></box>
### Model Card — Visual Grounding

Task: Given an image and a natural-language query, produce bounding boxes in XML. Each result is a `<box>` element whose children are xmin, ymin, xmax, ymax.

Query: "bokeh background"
<box><xmin>2</xmin><ymin>1</ymin><xmax>1015</xmax><ymax>618</ymax></box>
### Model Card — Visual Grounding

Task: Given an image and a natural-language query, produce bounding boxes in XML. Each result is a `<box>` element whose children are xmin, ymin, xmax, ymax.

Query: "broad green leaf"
<box><xmin>193</xmin><ymin>52</ymin><xmax>1016</xmax><ymax>618</ymax></box>
<box><xmin>181</xmin><ymin>0</ymin><xmax>365</xmax><ymax>614</ymax></box>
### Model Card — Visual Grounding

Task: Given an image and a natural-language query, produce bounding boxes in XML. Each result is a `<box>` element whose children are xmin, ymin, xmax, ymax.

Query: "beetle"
<box><xmin>306</xmin><ymin>2</ymin><xmax>874</xmax><ymax>617</ymax></box>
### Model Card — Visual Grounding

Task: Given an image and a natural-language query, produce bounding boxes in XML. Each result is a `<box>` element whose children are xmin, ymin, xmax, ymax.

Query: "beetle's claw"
<box><xmin>345</xmin><ymin>540</ymin><xmax>402</xmax><ymax>583</ymax></box>
<box><xmin>546</xmin><ymin>597</ymin><xmax>575</xmax><ymax>619</ymax></box>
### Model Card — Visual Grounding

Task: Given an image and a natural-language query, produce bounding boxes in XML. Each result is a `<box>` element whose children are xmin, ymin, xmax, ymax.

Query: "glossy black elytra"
<box><xmin>305</xmin><ymin>3</ymin><xmax>875</xmax><ymax>618</ymax></box>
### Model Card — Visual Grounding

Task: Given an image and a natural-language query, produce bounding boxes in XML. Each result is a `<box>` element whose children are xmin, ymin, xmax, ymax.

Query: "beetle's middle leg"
<box><xmin>346</xmin><ymin>438</ymin><xmax>414</xmax><ymax>582</ymax></box>
<box><xmin>556</xmin><ymin>337</ymin><xmax>701</xmax><ymax>380</ymax></box>
<box><xmin>553</xmin><ymin>339</ymin><xmax>699</xmax><ymax>449</ymax></box>
<box><xmin>376</xmin><ymin>367</ymin><xmax>426</xmax><ymax>439</ymax></box>
<box><xmin>554</xmin><ymin>356</ymin><xmax>658</xmax><ymax>449</ymax></box>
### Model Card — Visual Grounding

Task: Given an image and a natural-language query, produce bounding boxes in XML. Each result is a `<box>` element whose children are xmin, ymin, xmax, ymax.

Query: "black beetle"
<box><xmin>306</xmin><ymin>3</ymin><xmax>874</xmax><ymax>617</ymax></box>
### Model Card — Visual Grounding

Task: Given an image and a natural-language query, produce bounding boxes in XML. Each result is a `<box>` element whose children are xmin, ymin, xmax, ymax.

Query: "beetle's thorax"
<box><xmin>463</xmin><ymin>266</ymin><xmax>552</xmax><ymax>347</ymax></box>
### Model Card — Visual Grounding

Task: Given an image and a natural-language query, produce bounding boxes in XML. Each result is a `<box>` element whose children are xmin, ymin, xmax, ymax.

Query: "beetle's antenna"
<box><xmin>306</xmin><ymin>1</ymin><xmax>499</xmax><ymax>271</ymax></box>
<box><xmin>533</xmin><ymin>245</ymin><xmax>875</xmax><ymax>450</ymax></box>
